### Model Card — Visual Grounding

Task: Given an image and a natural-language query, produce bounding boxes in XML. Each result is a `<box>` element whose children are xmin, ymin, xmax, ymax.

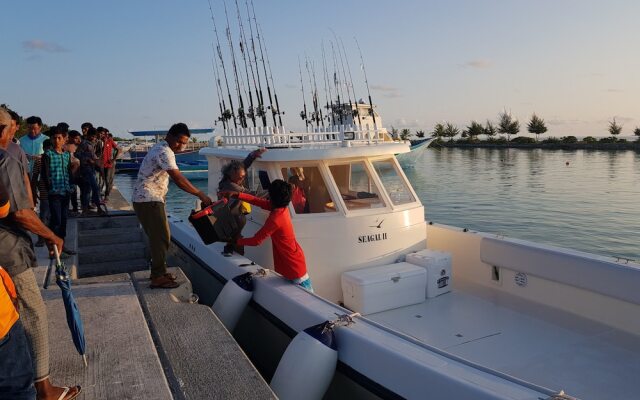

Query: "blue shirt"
<box><xmin>19</xmin><ymin>133</ymin><xmax>47</xmax><ymax>173</ymax></box>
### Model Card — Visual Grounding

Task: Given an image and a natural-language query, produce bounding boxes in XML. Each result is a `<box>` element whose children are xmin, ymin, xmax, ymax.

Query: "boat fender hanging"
<box><xmin>270</xmin><ymin>313</ymin><xmax>359</xmax><ymax>400</ymax></box>
<box><xmin>212</xmin><ymin>269</ymin><xmax>266</xmax><ymax>332</ymax></box>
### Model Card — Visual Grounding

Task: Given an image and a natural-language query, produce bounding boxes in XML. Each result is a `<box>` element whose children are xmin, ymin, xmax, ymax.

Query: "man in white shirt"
<box><xmin>132</xmin><ymin>123</ymin><xmax>213</xmax><ymax>288</ymax></box>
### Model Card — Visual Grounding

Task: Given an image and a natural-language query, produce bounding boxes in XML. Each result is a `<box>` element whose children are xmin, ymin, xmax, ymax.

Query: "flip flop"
<box><xmin>149</xmin><ymin>276</ymin><xmax>180</xmax><ymax>289</ymax></box>
<box><xmin>55</xmin><ymin>386</ymin><xmax>82</xmax><ymax>400</ymax></box>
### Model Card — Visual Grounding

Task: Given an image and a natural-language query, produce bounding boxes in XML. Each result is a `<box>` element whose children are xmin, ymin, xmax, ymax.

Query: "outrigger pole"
<box><xmin>298</xmin><ymin>56</ymin><xmax>309</xmax><ymax>128</ymax></box>
<box><xmin>245</xmin><ymin>0</ymin><xmax>267</xmax><ymax>127</ymax></box>
<box><xmin>208</xmin><ymin>0</ymin><xmax>237</xmax><ymax>128</ymax></box>
<box><xmin>234</xmin><ymin>0</ymin><xmax>256</xmax><ymax>127</ymax></box>
<box><xmin>223</xmin><ymin>0</ymin><xmax>247</xmax><ymax>128</ymax></box>
<box><xmin>355</xmin><ymin>37</ymin><xmax>377</xmax><ymax>130</ymax></box>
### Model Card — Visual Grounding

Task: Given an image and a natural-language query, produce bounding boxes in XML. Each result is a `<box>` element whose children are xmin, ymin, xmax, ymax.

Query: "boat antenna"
<box><xmin>330</xmin><ymin>41</ymin><xmax>344</xmax><ymax>125</ymax></box>
<box><xmin>355</xmin><ymin>37</ymin><xmax>377</xmax><ymax>130</ymax></box>
<box><xmin>331</xmin><ymin>29</ymin><xmax>355</xmax><ymax>128</ymax></box>
<box><xmin>208</xmin><ymin>0</ymin><xmax>237</xmax><ymax>128</ymax></box>
<box><xmin>340</xmin><ymin>37</ymin><xmax>362</xmax><ymax>128</ymax></box>
<box><xmin>245</xmin><ymin>0</ymin><xmax>267</xmax><ymax>127</ymax></box>
<box><xmin>211</xmin><ymin>55</ymin><xmax>227</xmax><ymax>129</ymax></box>
<box><xmin>234</xmin><ymin>0</ymin><xmax>257</xmax><ymax>127</ymax></box>
<box><xmin>298</xmin><ymin>56</ymin><xmax>309</xmax><ymax>128</ymax></box>
<box><xmin>250</xmin><ymin>0</ymin><xmax>277</xmax><ymax>126</ymax></box>
<box><xmin>223</xmin><ymin>0</ymin><xmax>247</xmax><ymax>128</ymax></box>
<box><xmin>309</xmin><ymin>57</ymin><xmax>324</xmax><ymax>128</ymax></box>
<box><xmin>258</xmin><ymin>22</ymin><xmax>283</xmax><ymax>126</ymax></box>
<box><xmin>321</xmin><ymin>41</ymin><xmax>334</xmax><ymax>126</ymax></box>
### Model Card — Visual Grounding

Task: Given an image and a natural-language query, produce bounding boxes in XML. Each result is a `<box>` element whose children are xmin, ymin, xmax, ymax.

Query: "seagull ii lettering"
<box><xmin>358</xmin><ymin>232</ymin><xmax>388</xmax><ymax>243</ymax></box>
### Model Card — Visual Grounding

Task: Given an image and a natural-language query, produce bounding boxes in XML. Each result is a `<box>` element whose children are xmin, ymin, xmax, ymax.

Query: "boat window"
<box><xmin>281</xmin><ymin>166</ymin><xmax>336</xmax><ymax>214</ymax></box>
<box><xmin>245</xmin><ymin>162</ymin><xmax>269</xmax><ymax>197</ymax></box>
<box><xmin>372</xmin><ymin>159</ymin><xmax>415</xmax><ymax>205</ymax></box>
<box><xmin>328</xmin><ymin>162</ymin><xmax>385</xmax><ymax>210</ymax></box>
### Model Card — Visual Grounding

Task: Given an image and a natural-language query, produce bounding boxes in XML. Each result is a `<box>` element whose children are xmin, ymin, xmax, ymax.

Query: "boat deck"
<box><xmin>368</xmin><ymin>280</ymin><xmax>640</xmax><ymax>400</ymax></box>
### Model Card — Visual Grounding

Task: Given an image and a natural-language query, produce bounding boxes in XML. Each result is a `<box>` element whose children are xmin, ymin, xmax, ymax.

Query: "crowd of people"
<box><xmin>0</xmin><ymin>107</ymin><xmax>87</xmax><ymax>399</ymax></box>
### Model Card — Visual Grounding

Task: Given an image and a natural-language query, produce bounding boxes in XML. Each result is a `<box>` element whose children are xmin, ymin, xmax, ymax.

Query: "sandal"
<box><xmin>55</xmin><ymin>386</ymin><xmax>82</xmax><ymax>400</ymax></box>
<box><xmin>150</xmin><ymin>275</ymin><xmax>179</xmax><ymax>289</ymax></box>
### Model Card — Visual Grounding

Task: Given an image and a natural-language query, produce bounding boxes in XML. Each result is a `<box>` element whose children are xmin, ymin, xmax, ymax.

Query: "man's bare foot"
<box><xmin>35</xmin><ymin>378</ymin><xmax>81</xmax><ymax>400</ymax></box>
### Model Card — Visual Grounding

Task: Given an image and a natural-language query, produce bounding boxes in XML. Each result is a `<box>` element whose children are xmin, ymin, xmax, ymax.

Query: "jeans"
<box><xmin>48</xmin><ymin>194</ymin><xmax>70</xmax><ymax>240</ymax></box>
<box><xmin>104</xmin><ymin>166</ymin><xmax>116</xmax><ymax>197</ymax></box>
<box><xmin>80</xmin><ymin>167</ymin><xmax>100</xmax><ymax>209</ymax></box>
<box><xmin>69</xmin><ymin>184</ymin><xmax>78</xmax><ymax>212</ymax></box>
<box><xmin>38</xmin><ymin>198</ymin><xmax>50</xmax><ymax>226</ymax></box>
<box><xmin>0</xmin><ymin>321</ymin><xmax>37</xmax><ymax>400</ymax></box>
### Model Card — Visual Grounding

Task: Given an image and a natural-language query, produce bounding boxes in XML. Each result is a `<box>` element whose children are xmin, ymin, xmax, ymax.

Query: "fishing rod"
<box><xmin>234</xmin><ymin>0</ymin><xmax>256</xmax><ymax>127</ymax></box>
<box><xmin>208</xmin><ymin>0</ymin><xmax>237</xmax><ymax>128</ymax></box>
<box><xmin>339</xmin><ymin>37</ymin><xmax>362</xmax><ymax>127</ymax></box>
<box><xmin>298</xmin><ymin>56</ymin><xmax>309</xmax><ymax>128</ymax></box>
<box><xmin>304</xmin><ymin>57</ymin><xmax>318</xmax><ymax>128</ymax></box>
<box><xmin>330</xmin><ymin>41</ymin><xmax>344</xmax><ymax>125</ymax></box>
<box><xmin>355</xmin><ymin>37</ymin><xmax>377</xmax><ymax>130</ymax></box>
<box><xmin>245</xmin><ymin>0</ymin><xmax>267</xmax><ymax>127</ymax></box>
<box><xmin>309</xmin><ymin>58</ymin><xmax>325</xmax><ymax>128</ymax></box>
<box><xmin>331</xmin><ymin>30</ymin><xmax>355</xmax><ymax>128</ymax></box>
<box><xmin>223</xmin><ymin>0</ymin><xmax>247</xmax><ymax>128</ymax></box>
<box><xmin>211</xmin><ymin>56</ymin><xmax>227</xmax><ymax>129</ymax></box>
<box><xmin>321</xmin><ymin>42</ymin><xmax>335</xmax><ymax>126</ymax></box>
<box><xmin>258</xmin><ymin>22</ymin><xmax>283</xmax><ymax>126</ymax></box>
<box><xmin>250</xmin><ymin>0</ymin><xmax>277</xmax><ymax>126</ymax></box>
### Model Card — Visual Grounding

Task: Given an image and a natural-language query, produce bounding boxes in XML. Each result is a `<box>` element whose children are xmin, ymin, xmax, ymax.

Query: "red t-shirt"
<box><xmin>236</xmin><ymin>193</ymin><xmax>307</xmax><ymax>280</ymax></box>
<box><xmin>291</xmin><ymin>187</ymin><xmax>306</xmax><ymax>214</ymax></box>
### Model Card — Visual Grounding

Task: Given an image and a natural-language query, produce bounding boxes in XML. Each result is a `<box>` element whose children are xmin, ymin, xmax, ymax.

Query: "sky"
<box><xmin>2</xmin><ymin>0</ymin><xmax>640</xmax><ymax>139</ymax></box>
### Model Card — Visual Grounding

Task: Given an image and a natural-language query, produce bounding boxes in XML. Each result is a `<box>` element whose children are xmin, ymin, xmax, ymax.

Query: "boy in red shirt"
<box><xmin>220</xmin><ymin>179</ymin><xmax>312</xmax><ymax>291</ymax></box>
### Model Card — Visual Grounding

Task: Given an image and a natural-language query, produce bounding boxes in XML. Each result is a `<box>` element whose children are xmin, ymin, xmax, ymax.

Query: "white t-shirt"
<box><xmin>132</xmin><ymin>141</ymin><xmax>178</xmax><ymax>203</ymax></box>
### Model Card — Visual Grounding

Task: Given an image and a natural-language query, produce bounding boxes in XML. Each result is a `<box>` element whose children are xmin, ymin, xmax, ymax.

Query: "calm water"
<box><xmin>116</xmin><ymin>148</ymin><xmax>640</xmax><ymax>261</ymax></box>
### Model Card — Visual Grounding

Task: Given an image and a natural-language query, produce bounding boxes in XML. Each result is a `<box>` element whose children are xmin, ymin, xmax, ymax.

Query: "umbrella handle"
<box><xmin>53</xmin><ymin>245</ymin><xmax>62</xmax><ymax>265</ymax></box>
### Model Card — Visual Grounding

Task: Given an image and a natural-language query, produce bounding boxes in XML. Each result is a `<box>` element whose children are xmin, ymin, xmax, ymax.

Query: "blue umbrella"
<box><xmin>53</xmin><ymin>246</ymin><xmax>87</xmax><ymax>367</ymax></box>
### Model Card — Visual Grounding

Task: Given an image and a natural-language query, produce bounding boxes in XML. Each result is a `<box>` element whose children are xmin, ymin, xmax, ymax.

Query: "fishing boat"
<box><xmin>167</xmin><ymin>123</ymin><xmax>640</xmax><ymax>400</ymax></box>
<box><xmin>115</xmin><ymin>128</ymin><xmax>214</xmax><ymax>173</ymax></box>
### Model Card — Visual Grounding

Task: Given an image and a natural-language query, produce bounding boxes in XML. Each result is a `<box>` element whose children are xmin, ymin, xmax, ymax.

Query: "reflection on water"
<box><xmin>117</xmin><ymin>148</ymin><xmax>640</xmax><ymax>260</ymax></box>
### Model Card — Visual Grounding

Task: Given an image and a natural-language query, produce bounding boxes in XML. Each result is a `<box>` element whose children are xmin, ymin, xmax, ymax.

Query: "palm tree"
<box><xmin>527</xmin><ymin>113</ymin><xmax>547</xmax><ymax>141</ymax></box>
<box><xmin>465</xmin><ymin>121</ymin><xmax>484</xmax><ymax>141</ymax></box>
<box><xmin>431</xmin><ymin>123</ymin><xmax>446</xmax><ymax>139</ymax></box>
<box><xmin>443</xmin><ymin>122</ymin><xmax>460</xmax><ymax>141</ymax></box>
<box><xmin>416</xmin><ymin>130</ymin><xmax>425</xmax><ymax>138</ymax></box>
<box><xmin>390</xmin><ymin>126</ymin><xmax>399</xmax><ymax>140</ymax></box>
<box><xmin>608</xmin><ymin>118</ymin><xmax>622</xmax><ymax>139</ymax></box>
<box><xmin>634</xmin><ymin>127</ymin><xmax>640</xmax><ymax>141</ymax></box>
<box><xmin>484</xmin><ymin>120</ymin><xmax>497</xmax><ymax>140</ymax></box>
<box><xmin>399</xmin><ymin>128</ymin><xmax>411</xmax><ymax>141</ymax></box>
<box><xmin>498</xmin><ymin>111</ymin><xmax>520</xmax><ymax>142</ymax></box>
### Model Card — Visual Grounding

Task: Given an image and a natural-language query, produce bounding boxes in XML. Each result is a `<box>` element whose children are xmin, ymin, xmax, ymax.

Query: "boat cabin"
<box><xmin>202</xmin><ymin>126</ymin><xmax>426</xmax><ymax>301</ymax></box>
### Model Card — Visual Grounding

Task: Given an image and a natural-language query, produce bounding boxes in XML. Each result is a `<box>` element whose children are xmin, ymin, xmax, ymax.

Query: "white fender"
<box><xmin>212</xmin><ymin>272</ymin><xmax>254</xmax><ymax>331</ymax></box>
<box><xmin>271</xmin><ymin>321</ymin><xmax>338</xmax><ymax>400</ymax></box>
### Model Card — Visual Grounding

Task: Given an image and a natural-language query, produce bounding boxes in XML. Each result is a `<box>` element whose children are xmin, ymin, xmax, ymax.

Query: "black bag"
<box><xmin>188</xmin><ymin>198</ymin><xmax>239</xmax><ymax>244</ymax></box>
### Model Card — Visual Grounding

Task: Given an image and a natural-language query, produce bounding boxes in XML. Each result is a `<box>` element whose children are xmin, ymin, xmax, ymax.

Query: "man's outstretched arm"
<box><xmin>167</xmin><ymin>169</ymin><xmax>213</xmax><ymax>206</ymax></box>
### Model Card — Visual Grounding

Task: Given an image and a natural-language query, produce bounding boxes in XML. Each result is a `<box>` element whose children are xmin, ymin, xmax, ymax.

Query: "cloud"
<box><xmin>390</xmin><ymin>117</ymin><xmax>421</xmax><ymax>129</ymax></box>
<box><xmin>371</xmin><ymin>84</ymin><xmax>401</xmax><ymax>98</ymax></box>
<box><xmin>22</xmin><ymin>39</ymin><xmax>69</xmax><ymax>53</ymax></box>
<box><xmin>462</xmin><ymin>59</ymin><xmax>492</xmax><ymax>69</ymax></box>
<box><xmin>547</xmin><ymin>118</ymin><xmax>589</xmax><ymax>126</ymax></box>
<box><xmin>604</xmin><ymin>88</ymin><xmax>623</xmax><ymax>93</ymax></box>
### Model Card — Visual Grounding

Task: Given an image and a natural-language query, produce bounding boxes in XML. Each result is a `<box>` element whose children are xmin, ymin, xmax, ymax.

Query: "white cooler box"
<box><xmin>341</xmin><ymin>262</ymin><xmax>427</xmax><ymax>315</ymax></box>
<box><xmin>405</xmin><ymin>249</ymin><xmax>452</xmax><ymax>298</ymax></box>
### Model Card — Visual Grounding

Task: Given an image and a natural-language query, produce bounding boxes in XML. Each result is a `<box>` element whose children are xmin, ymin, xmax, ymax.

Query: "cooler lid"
<box><xmin>343</xmin><ymin>262</ymin><xmax>425</xmax><ymax>285</ymax></box>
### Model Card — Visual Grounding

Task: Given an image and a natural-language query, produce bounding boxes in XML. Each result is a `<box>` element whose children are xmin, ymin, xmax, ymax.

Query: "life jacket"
<box><xmin>0</xmin><ymin>266</ymin><xmax>19</xmax><ymax>339</ymax></box>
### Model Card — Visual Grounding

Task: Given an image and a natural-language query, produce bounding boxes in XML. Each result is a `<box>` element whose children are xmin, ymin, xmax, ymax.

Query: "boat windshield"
<box><xmin>371</xmin><ymin>158</ymin><xmax>415</xmax><ymax>205</ymax></box>
<box><xmin>281</xmin><ymin>166</ymin><xmax>337</xmax><ymax>214</ymax></box>
<box><xmin>328</xmin><ymin>161</ymin><xmax>386</xmax><ymax>210</ymax></box>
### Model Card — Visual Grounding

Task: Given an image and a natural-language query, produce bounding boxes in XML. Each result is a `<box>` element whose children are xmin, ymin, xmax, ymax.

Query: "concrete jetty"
<box><xmin>35</xmin><ymin>187</ymin><xmax>276</xmax><ymax>399</ymax></box>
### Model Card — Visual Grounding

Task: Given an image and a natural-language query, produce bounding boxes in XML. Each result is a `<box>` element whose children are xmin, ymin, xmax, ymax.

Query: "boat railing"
<box><xmin>220</xmin><ymin>125</ymin><xmax>389</xmax><ymax>148</ymax></box>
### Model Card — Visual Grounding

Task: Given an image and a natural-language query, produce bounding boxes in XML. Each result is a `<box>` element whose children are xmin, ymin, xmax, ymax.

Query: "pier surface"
<box><xmin>34</xmin><ymin>187</ymin><xmax>276</xmax><ymax>399</ymax></box>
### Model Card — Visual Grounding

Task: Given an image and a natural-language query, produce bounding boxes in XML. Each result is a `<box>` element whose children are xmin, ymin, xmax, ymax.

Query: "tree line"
<box><xmin>394</xmin><ymin>112</ymin><xmax>640</xmax><ymax>144</ymax></box>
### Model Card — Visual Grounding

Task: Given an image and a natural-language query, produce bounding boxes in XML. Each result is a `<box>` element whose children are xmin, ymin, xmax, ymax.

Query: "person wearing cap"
<box><xmin>20</xmin><ymin>116</ymin><xmax>47</xmax><ymax>175</ymax></box>
<box><xmin>0</xmin><ymin>190</ymin><xmax>37</xmax><ymax>399</ymax></box>
<box><xmin>132</xmin><ymin>123</ymin><xmax>213</xmax><ymax>288</ymax></box>
<box><xmin>0</xmin><ymin>108</ymin><xmax>81</xmax><ymax>400</ymax></box>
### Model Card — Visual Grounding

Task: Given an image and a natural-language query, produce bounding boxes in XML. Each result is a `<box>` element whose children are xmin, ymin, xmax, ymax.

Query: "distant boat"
<box><xmin>398</xmin><ymin>138</ymin><xmax>434</xmax><ymax>167</ymax></box>
<box><xmin>116</xmin><ymin>128</ymin><xmax>213</xmax><ymax>173</ymax></box>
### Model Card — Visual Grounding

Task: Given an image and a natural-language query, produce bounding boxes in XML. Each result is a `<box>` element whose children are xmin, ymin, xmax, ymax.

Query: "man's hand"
<box><xmin>252</xmin><ymin>147</ymin><xmax>267</xmax><ymax>158</ymax></box>
<box><xmin>46</xmin><ymin>236</ymin><xmax>64</xmax><ymax>259</ymax></box>
<box><xmin>198</xmin><ymin>192</ymin><xmax>214</xmax><ymax>207</ymax></box>
<box><xmin>217</xmin><ymin>191</ymin><xmax>239</xmax><ymax>199</ymax></box>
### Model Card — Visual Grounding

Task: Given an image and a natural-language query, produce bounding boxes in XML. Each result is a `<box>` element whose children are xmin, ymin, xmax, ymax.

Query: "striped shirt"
<box><xmin>43</xmin><ymin>149</ymin><xmax>72</xmax><ymax>195</ymax></box>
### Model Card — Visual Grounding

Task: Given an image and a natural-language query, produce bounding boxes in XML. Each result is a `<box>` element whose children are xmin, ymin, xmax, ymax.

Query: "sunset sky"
<box><xmin>2</xmin><ymin>0</ymin><xmax>639</xmax><ymax>138</ymax></box>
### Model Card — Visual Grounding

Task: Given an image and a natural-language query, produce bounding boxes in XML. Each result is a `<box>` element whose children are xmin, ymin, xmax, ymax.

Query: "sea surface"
<box><xmin>115</xmin><ymin>147</ymin><xmax>640</xmax><ymax>261</ymax></box>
